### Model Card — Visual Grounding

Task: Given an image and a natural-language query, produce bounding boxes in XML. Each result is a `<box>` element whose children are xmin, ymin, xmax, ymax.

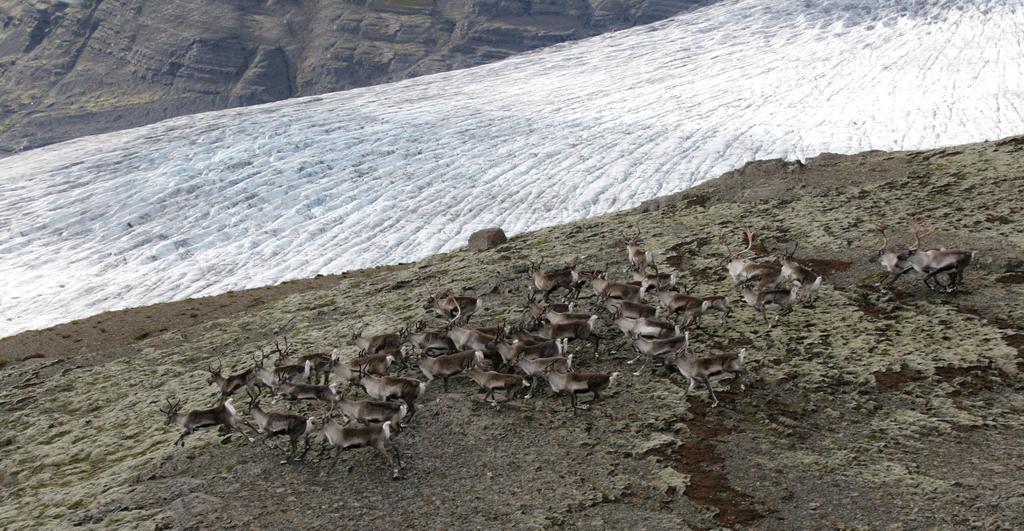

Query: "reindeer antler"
<box><xmin>908</xmin><ymin>220</ymin><xmax>937</xmax><ymax>251</ymax></box>
<box><xmin>873</xmin><ymin>219</ymin><xmax>891</xmax><ymax>251</ymax></box>
<box><xmin>160</xmin><ymin>397</ymin><xmax>183</xmax><ymax>415</ymax></box>
<box><xmin>742</xmin><ymin>228</ymin><xmax>757</xmax><ymax>254</ymax></box>
<box><xmin>718</xmin><ymin>233</ymin><xmax>735</xmax><ymax>260</ymax></box>
<box><xmin>274</xmin><ymin>336</ymin><xmax>290</xmax><ymax>358</ymax></box>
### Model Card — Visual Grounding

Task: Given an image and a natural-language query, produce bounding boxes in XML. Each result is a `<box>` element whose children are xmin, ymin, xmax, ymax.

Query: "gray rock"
<box><xmin>468</xmin><ymin>227</ymin><xmax>507</xmax><ymax>251</ymax></box>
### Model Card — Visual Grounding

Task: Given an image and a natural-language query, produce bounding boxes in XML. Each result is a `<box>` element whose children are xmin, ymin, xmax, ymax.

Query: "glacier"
<box><xmin>1</xmin><ymin>0</ymin><xmax>1023</xmax><ymax>337</ymax></box>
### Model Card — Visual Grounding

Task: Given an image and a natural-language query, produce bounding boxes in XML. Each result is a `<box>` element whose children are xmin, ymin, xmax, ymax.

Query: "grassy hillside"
<box><xmin>1</xmin><ymin>137</ymin><xmax>1023</xmax><ymax>528</ymax></box>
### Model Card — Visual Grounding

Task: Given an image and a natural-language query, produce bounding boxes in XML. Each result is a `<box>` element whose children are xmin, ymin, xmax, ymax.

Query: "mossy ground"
<box><xmin>1</xmin><ymin>138</ymin><xmax>1023</xmax><ymax>529</ymax></box>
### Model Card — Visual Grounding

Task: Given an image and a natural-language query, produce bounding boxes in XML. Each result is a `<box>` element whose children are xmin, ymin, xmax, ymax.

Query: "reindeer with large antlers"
<box><xmin>424</xmin><ymin>277</ymin><xmax>479</xmax><ymax>325</ymax></box>
<box><xmin>160</xmin><ymin>398</ymin><xmax>255</xmax><ymax>446</ymax></box>
<box><xmin>206</xmin><ymin>363</ymin><xmax>256</xmax><ymax>398</ymax></box>
<box><xmin>623</xmin><ymin>229</ymin><xmax>653</xmax><ymax>275</ymax></box>
<box><xmin>270</xmin><ymin>337</ymin><xmax>334</xmax><ymax>385</ymax></box>
<box><xmin>349</xmin><ymin>327</ymin><xmax>406</xmax><ymax>357</ymax></box>
<box><xmin>720</xmin><ymin>228</ymin><xmax>782</xmax><ymax>289</ymax></box>
<box><xmin>871</xmin><ymin>219</ymin><xmax>913</xmax><ymax>287</ymax></box>
<box><xmin>528</xmin><ymin>259</ymin><xmax>576</xmax><ymax>302</ymax></box>
<box><xmin>901</xmin><ymin>221</ymin><xmax>976</xmax><ymax>292</ymax></box>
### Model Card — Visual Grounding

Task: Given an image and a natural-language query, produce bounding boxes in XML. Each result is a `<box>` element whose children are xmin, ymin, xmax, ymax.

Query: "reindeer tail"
<box><xmin>645</xmin><ymin>251</ymin><xmax>655</xmax><ymax>265</ymax></box>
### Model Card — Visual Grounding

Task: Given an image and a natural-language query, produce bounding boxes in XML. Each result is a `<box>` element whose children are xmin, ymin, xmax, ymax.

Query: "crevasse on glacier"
<box><xmin>1</xmin><ymin>0</ymin><xmax>1022</xmax><ymax>337</ymax></box>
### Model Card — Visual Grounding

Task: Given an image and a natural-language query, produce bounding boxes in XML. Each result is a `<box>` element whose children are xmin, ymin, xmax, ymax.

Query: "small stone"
<box><xmin>467</xmin><ymin>228</ymin><xmax>507</xmax><ymax>251</ymax></box>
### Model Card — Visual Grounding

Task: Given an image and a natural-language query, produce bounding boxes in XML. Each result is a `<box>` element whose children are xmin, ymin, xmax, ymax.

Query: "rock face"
<box><xmin>0</xmin><ymin>0</ymin><xmax>709</xmax><ymax>155</ymax></box>
<box><xmin>467</xmin><ymin>227</ymin><xmax>507</xmax><ymax>251</ymax></box>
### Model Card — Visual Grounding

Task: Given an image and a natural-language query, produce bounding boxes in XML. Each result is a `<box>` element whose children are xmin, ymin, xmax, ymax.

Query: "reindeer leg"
<box><xmin>175</xmin><ymin>428</ymin><xmax>192</xmax><ymax>447</ymax></box>
<box><xmin>631</xmin><ymin>353</ymin><xmax>649</xmax><ymax>376</ymax></box>
<box><xmin>704</xmin><ymin>378</ymin><xmax>719</xmax><ymax>407</ymax></box>
<box><xmin>326</xmin><ymin>449</ymin><xmax>344</xmax><ymax>475</ymax></box>
<box><xmin>575</xmin><ymin>391</ymin><xmax>591</xmax><ymax>410</ymax></box>
<box><xmin>525</xmin><ymin>376</ymin><xmax>538</xmax><ymax>400</ymax></box>
<box><xmin>732</xmin><ymin>369</ymin><xmax>750</xmax><ymax>391</ymax></box>
<box><xmin>443</xmin><ymin>377</ymin><xmax>449</xmax><ymax>393</ymax></box>
<box><xmin>684</xmin><ymin>377</ymin><xmax>696</xmax><ymax>398</ymax></box>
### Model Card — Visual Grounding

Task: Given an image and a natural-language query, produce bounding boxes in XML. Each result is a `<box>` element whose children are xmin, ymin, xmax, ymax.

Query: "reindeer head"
<box><xmin>349</xmin><ymin>327</ymin><xmax>364</xmax><ymax>342</ymax></box>
<box><xmin>250</xmin><ymin>350</ymin><xmax>268</xmax><ymax>369</ymax></box>
<box><xmin>622</xmin><ymin>228</ymin><xmax>642</xmax><ymax>247</ymax></box>
<box><xmin>772</xmin><ymin>241</ymin><xmax>799</xmax><ymax>266</ymax></box>
<box><xmin>206</xmin><ymin>363</ymin><xmax>223</xmax><ymax>384</ymax></box>
<box><xmin>159</xmin><ymin>398</ymin><xmax>183</xmax><ymax>424</ymax></box>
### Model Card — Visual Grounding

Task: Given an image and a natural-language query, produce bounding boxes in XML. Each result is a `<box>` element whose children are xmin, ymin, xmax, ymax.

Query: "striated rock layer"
<box><xmin>0</xmin><ymin>0</ymin><xmax>708</xmax><ymax>153</ymax></box>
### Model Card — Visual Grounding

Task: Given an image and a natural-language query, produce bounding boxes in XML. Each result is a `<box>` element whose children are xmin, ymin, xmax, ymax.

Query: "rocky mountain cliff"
<box><xmin>0</xmin><ymin>0</ymin><xmax>706</xmax><ymax>155</ymax></box>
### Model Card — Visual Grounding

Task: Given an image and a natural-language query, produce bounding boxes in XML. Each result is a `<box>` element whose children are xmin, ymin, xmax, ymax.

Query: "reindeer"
<box><xmin>251</xmin><ymin>351</ymin><xmax>310</xmax><ymax>395</ymax></box>
<box><xmin>629</xmin><ymin>334</ymin><xmax>692</xmax><ymax>375</ymax></box>
<box><xmin>206</xmin><ymin>363</ymin><xmax>255</xmax><ymax>398</ymax></box>
<box><xmin>512</xmin><ymin>353</ymin><xmax>572</xmax><ymax>399</ymax></box>
<box><xmin>349</xmin><ymin>327</ymin><xmax>405</xmax><ymax>356</ymax></box>
<box><xmin>417</xmin><ymin>349</ymin><xmax>478</xmax><ymax>392</ymax></box>
<box><xmin>332</xmin><ymin>350</ymin><xmax>395</xmax><ymax>384</ymax></box>
<box><xmin>543</xmin><ymin>304</ymin><xmax>594</xmax><ymax>325</ymax></box>
<box><xmin>774</xmin><ymin>242</ymin><xmax>822</xmax><ymax>301</ymax></box>
<box><xmin>614</xmin><ymin>315</ymin><xmax>679</xmax><ymax>339</ymax></box>
<box><xmin>333</xmin><ymin>396</ymin><xmax>408</xmax><ymax>428</ymax></box>
<box><xmin>270</xmin><ymin>337</ymin><xmax>334</xmax><ymax>385</ymax></box>
<box><xmin>650</xmin><ymin>287</ymin><xmax>704</xmax><ymax>327</ymax></box>
<box><xmin>315</xmin><ymin>417</ymin><xmax>402</xmax><ymax>479</ymax></box>
<box><xmin>160</xmin><ymin>398</ymin><xmax>255</xmax><ymax>446</ymax></box>
<box><xmin>538</xmin><ymin>315</ymin><xmax>601</xmax><ymax>356</ymax></box>
<box><xmin>528</xmin><ymin>259</ymin><xmax>576</xmax><ymax>301</ymax></box>
<box><xmin>542</xmin><ymin>362</ymin><xmax>619</xmax><ymax>414</ymax></box>
<box><xmin>523</xmin><ymin>297</ymin><xmax>572</xmax><ymax>327</ymax></box>
<box><xmin>357</xmin><ymin>372</ymin><xmax>428</xmax><ymax>421</ymax></box>
<box><xmin>882</xmin><ymin>221</ymin><xmax>977</xmax><ymax>293</ymax></box>
<box><xmin>628</xmin><ymin>262</ymin><xmax>678</xmax><ymax>295</ymax></box>
<box><xmin>496</xmin><ymin>337</ymin><xmax>561</xmax><ymax>366</ymax></box>
<box><xmin>591</xmin><ymin>276</ymin><xmax>643</xmax><ymax>303</ymax></box>
<box><xmin>247</xmin><ymin>396</ymin><xmax>314</xmax><ymax>461</ymax></box>
<box><xmin>739</xmin><ymin>285</ymin><xmax>800</xmax><ymax>328</ymax></box>
<box><xmin>464</xmin><ymin>352</ymin><xmax>529</xmax><ymax>408</ymax></box>
<box><xmin>424</xmin><ymin>278</ymin><xmax>478</xmax><ymax>325</ymax></box>
<box><xmin>670</xmin><ymin>333</ymin><xmax>749</xmax><ymax>407</ymax></box>
<box><xmin>404</xmin><ymin>320</ymin><xmax>456</xmax><ymax>356</ymax></box>
<box><xmin>699</xmin><ymin>296</ymin><xmax>732</xmax><ymax>322</ymax></box>
<box><xmin>605</xmin><ymin>299</ymin><xmax>657</xmax><ymax>320</ymax></box>
<box><xmin>276</xmin><ymin>381</ymin><xmax>340</xmax><ymax>407</ymax></box>
<box><xmin>623</xmin><ymin>229</ymin><xmax>653</xmax><ymax>274</ymax></box>
<box><xmin>720</xmin><ymin>229</ymin><xmax>782</xmax><ymax>289</ymax></box>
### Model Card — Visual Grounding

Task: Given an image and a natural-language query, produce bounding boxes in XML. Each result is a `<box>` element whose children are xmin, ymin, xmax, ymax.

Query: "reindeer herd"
<box><xmin>160</xmin><ymin>221</ymin><xmax>976</xmax><ymax>479</ymax></box>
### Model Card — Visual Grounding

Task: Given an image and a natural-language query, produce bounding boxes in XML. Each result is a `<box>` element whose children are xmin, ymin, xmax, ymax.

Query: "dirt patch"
<box><xmin>873</xmin><ymin>367</ymin><xmax>922</xmax><ymax>392</ymax></box>
<box><xmin>645</xmin><ymin>398</ymin><xmax>764</xmax><ymax>527</ymax></box>
<box><xmin>996</xmin><ymin>273</ymin><xmax>1024</xmax><ymax>285</ymax></box>
<box><xmin>800</xmin><ymin>258</ymin><xmax>852</xmax><ymax>277</ymax></box>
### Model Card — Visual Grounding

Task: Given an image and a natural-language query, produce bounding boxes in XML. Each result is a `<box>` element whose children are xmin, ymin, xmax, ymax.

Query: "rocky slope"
<box><xmin>0</xmin><ymin>0</ymin><xmax>706</xmax><ymax>155</ymax></box>
<box><xmin>1</xmin><ymin>137</ymin><xmax>1023</xmax><ymax>528</ymax></box>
